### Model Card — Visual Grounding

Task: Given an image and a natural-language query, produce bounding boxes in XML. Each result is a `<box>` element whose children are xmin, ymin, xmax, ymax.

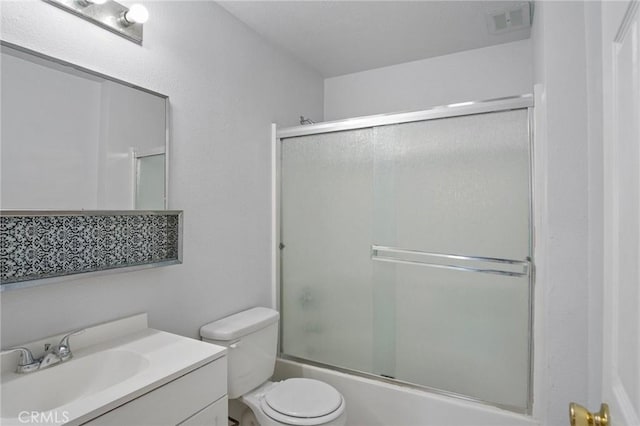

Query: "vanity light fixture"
<box><xmin>42</xmin><ymin>0</ymin><xmax>149</xmax><ymax>44</ymax></box>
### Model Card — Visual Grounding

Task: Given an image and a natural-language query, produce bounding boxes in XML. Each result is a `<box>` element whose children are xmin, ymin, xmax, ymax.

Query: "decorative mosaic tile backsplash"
<box><xmin>0</xmin><ymin>211</ymin><xmax>182</xmax><ymax>287</ymax></box>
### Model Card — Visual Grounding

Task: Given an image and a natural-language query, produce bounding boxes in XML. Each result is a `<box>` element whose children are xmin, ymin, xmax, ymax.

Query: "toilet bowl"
<box><xmin>200</xmin><ymin>307</ymin><xmax>347</xmax><ymax>426</ymax></box>
<box><xmin>241</xmin><ymin>379</ymin><xmax>346</xmax><ymax>426</ymax></box>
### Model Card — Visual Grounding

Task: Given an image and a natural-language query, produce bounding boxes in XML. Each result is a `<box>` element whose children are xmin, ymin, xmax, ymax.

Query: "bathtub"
<box><xmin>272</xmin><ymin>359</ymin><xmax>539</xmax><ymax>426</ymax></box>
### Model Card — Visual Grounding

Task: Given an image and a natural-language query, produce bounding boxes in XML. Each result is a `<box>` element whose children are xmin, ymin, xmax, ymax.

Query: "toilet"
<box><xmin>200</xmin><ymin>307</ymin><xmax>347</xmax><ymax>426</ymax></box>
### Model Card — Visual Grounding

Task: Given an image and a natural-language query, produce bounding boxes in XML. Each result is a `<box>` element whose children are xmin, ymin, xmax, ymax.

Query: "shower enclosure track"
<box><xmin>277</xmin><ymin>94</ymin><xmax>533</xmax><ymax>139</ymax></box>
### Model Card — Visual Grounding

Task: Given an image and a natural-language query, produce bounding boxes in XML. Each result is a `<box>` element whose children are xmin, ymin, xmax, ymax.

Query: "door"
<box><xmin>602</xmin><ymin>0</ymin><xmax>640</xmax><ymax>424</ymax></box>
<box><xmin>369</xmin><ymin>110</ymin><xmax>532</xmax><ymax>410</ymax></box>
<box><xmin>279</xmin><ymin>106</ymin><xmax>533</xmax><ymax>411</ymax></box>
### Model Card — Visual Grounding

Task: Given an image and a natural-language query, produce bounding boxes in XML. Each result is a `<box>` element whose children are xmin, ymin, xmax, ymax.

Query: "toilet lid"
<box><xmin>264</xmin><ymin>378</ymin><xmax>343</xmax><ymax>418</ymax></box>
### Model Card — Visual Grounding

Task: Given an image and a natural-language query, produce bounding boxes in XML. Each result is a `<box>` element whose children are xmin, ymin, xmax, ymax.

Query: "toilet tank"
<box><xmin>200</xmin><ymin>307</ymin><xmax>279</xmax><ymax>399</ymax></box>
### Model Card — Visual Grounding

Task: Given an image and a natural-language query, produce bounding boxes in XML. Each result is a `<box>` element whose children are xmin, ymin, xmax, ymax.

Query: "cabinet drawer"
<box><xmin>84</xmin><ymin>358</ymin><xmax>227</xmax><ymax>425</ymax></box>
<box><xmin>179</xmin><ymin>396</ymin><xmax>228</xmax><ymax>426</ymax></box>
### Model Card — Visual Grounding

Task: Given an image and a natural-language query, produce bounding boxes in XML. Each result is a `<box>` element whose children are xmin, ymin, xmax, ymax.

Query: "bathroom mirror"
<box><xmin>0</xmin><ymin>41</ymin><xmax>169</xmax><ymax>210</ymax></box>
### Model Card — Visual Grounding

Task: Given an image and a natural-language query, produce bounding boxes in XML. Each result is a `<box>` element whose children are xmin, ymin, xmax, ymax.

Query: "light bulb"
<box><xmin>76</xmin><ymin>0</ymin><xmax>108</xmax><ymax>6</ymax></box>
<box><xmin>123</xmin><ymin>4</ymin><xmax>149</xmax><ymax>25</ymax></box>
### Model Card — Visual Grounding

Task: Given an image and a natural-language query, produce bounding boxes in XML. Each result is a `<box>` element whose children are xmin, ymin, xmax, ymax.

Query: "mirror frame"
<box><xmin>0</xmin><ymin>40</ymin><xmax>170</xmax><ymax>210</ymax></box>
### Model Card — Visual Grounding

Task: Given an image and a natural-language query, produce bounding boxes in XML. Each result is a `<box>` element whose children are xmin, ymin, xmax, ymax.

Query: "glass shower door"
<box><xmin>280</xmin><ymin>108</ymin><xmax>532</xmax><ymax>411</ymax></box>
<box><xmin>371</xmin><ymin>109</ymin><xmax>531</xmax><ymax>408</ymax></box>
<box><xmin>280</xmin><ymin>128</ymin><xmax>375</xmax><ymax>374</ymax></box>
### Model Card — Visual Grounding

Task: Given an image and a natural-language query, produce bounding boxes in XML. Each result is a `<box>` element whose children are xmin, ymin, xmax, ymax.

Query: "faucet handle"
<box><xmin>2</xmin><ymin>347</ymin><xmax>36</xmax><ymax>364</ymax></box>
<box><xmin>55</xmin><ymin>329</ymin><xmax>85</xmax><ymax>361</ymax></box>
<box><xmin>1</xmin><ymin>347</ymin><xmax>39</xmax><ymax>373</ymax></box>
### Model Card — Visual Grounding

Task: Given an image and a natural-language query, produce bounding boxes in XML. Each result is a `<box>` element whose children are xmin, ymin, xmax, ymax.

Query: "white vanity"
<box><xmin>0</xmin><ymin>314</ymin><xmax>227</xmax><ymax>426</ymax></box>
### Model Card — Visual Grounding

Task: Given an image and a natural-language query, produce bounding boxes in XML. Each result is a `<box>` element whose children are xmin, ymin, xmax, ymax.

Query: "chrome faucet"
<box><xmin>2</xmin><ymin>329</ymin><xmax>85</xmax><ymax>373</ymax></box>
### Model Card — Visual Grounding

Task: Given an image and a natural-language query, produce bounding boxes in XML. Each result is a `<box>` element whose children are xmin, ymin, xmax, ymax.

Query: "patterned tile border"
<box><xmin>0</xmin><ymin>211</ymin><xmax>182</xmax><ymax>289</ymax></box>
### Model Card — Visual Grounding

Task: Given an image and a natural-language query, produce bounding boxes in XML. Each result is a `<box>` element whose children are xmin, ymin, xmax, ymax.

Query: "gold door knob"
<box><xmin>569</xmin><ymin>402</ymin><xmax>609</xmax><ymax>426</ymax></box>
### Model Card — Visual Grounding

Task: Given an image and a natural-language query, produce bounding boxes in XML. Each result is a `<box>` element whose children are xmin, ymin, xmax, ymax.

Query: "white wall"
<box><xmin>324</xmin><ymin>39</ymin><xmax>533</xmax><ymax>120</ymax></box>
<box><xmin>0</xmin><ymin>0</ymin><xmax>323</xmax><ymax>347</ymax></box>
<box><xmin>531</xmin><ymin>2</ymin><xmax>603</xmax><ymax>425</ymax></box>
<box><xmin>1</xmin><ymin>52</ymin><xmax>101</xmax><ymax>209</ymax></box>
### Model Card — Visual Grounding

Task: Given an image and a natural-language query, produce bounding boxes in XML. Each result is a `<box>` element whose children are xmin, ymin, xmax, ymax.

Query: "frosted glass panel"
<box><xmin>373</xmin><ymin>109</ymin><xmax>530</xmax><ymax>259</ymax></box>
<box><xmin>281</xmin><ymin>129</ymin><xmax>374</xmax><ymax>373</ymax></box>
<box><xmin>279</xmin><ymin>107</ymin><xmax>532</xmax><ymax>411</ymax></box>
<box><xmin>384</xmin><ymin>261</ymin><xmax>530</xmax><ymax>408</ymax></box>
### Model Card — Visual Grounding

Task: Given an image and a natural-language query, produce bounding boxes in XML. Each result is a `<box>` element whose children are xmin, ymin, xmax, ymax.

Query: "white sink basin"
<box><xmin>0</xmin><ymin>314</ymin><xmax>226</xmax><ymax>426</ymax></box>
<box><xmin>1</xmin><ymin>350</ymin><xmax>149</xmax><ymax>419</ymax></box>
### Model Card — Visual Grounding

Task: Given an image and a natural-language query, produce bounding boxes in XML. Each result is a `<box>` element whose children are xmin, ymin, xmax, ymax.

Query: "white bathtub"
<box><xmin>273</xmin><ymin>359</ymin><xmax>540</xmax><ymax>426</ymax></box>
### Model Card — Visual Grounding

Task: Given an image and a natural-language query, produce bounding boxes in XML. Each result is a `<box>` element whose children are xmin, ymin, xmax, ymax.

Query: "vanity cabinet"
<box><xmin>179</xmin><ymin>397</ymin><xmax>227</xmax><ymax>426</ymax></box>
<box><xmin>83</xmin><ymin>356</ymin><xmax>227</xmax><ymax>426</ymax></box>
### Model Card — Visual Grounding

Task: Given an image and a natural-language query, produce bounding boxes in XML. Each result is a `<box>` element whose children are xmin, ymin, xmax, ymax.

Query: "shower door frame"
<box><xmin>271</xmin><ymin>94</ymin><xmax>535</xmax><ymax>414</ymax></box>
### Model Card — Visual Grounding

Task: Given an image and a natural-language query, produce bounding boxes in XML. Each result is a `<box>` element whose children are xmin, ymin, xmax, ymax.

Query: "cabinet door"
<box><xmin>179</xmin><ymin>397</ymin><xmax>228</xmax><ymax>426</ymax></box>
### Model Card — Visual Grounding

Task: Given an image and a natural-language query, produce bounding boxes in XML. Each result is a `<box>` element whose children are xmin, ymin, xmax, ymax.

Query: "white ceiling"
<box><xmin>217</xmin><ymin>1</ymin><xmax>532</xmax><ymax>78</ymax></box>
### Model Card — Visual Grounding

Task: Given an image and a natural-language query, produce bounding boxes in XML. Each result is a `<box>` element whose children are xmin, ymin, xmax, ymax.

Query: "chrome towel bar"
<box><xmin>371</xmin><ymin>245</ymin><xmax>530</xmax><ymax>278</ymax></box>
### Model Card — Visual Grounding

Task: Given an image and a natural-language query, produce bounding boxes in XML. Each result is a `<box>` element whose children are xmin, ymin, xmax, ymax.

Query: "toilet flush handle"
<box><xmin>229</xmin><ymin>340</ymin><xmax>241</xmax><ymax>349</ymax></box>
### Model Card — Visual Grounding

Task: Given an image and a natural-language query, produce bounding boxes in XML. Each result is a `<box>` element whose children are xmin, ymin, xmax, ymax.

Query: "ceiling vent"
<box><xmin>486</xmin><ymin>2</ymin><xmax>531</xmax><ymax>34</ymax></box>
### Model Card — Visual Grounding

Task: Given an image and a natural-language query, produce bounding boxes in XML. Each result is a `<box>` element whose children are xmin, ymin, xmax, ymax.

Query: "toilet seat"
<box><xmin>259</xmin><ymin>379</ymin><xmax>345</xmax><ymax>426</ymax></box>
